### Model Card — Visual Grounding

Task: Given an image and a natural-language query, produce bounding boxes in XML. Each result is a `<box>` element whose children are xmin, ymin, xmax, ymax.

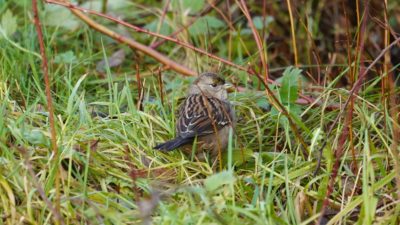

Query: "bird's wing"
<box><xmin>177</xmin><ymin>94</ymin><xmax>232</xmax><ymax>138</ymax></box>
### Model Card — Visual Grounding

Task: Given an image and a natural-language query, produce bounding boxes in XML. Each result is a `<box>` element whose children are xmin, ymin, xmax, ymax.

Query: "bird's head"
<box><xmin>188</xmin><ymin>72</ymin><xmax>234</xmax><ymax>100</ymax></box>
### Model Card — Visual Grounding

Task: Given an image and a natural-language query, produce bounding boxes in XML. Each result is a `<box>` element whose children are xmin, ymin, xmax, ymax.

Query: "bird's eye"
<box><xmin>210</xmin><ymin>83</ymin><xmax>217</xmax><ymax>88</ymax></box>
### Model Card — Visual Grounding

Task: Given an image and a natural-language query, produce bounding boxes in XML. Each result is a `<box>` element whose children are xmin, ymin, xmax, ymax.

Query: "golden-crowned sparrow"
<box><xmin>154</xmin><ymin>72</ymin><xmax>235</xmax><ymax>159</ymax></box>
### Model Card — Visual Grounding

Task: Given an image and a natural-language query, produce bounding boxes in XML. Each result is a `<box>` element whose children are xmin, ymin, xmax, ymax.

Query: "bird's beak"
<box><xmin>223</xmin><ymin>83</ymin><xmax>236</xmax><ymax>93</ymax></box>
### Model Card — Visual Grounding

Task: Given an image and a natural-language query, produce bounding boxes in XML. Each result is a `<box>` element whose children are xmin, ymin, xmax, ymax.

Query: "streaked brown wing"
<box><xmin>177</xmin><ymin>95</ymin><xmax>232</xmax><ymax>138</ymax></box>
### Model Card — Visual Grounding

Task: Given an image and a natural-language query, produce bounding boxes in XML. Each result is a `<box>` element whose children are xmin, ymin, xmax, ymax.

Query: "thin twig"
<box><xmin>45</xmin><ymin>0</ymin><xmax>195</xmax><ymax>76</ymax></box>
<box><xmin>237</xmin><ymin>0</ymin><xmax>270</xmax><ymax>81</ymax></box>
<box><xmin>32</xmin><ymin>0</ymin><xmax>58</xmax><ymax>163</ymax></box>
<box><xmin>46</xmin><ymin>0</ymin><xmax>250</xmax><ymax>76</ymax></box>
<box><xmin>136</xmin><ymin>64</ymin><xmax>143</xmax><ymax>111</ymax></box>
<box><xmin>314</xmin><ymin>36</ymin><xmax>400</xmax><ymax>176</ymax></box>
<box><xmin>384</xmin><ymin>0</ymin><xmax>400</xmax><ymax>213</ymax></box>
<box><xmin>316</xmin><ymin>2</ymin><xmax>373</xmax><ymax>223</ymax></box>
<box><xmin>342</xmin><ymin>0</ymin><xmax>358</xmax><ymax>174</ymax></box>
<box><xmin>238</xmin><ymin>1</ymin><xmax>308</xmax><ymax>157</ymax></box>
<box><xmin>32</xmin><ymin>0</ymin><xmax>61</xmax><ymax>224</ymax></box>
<box><xmin>46</xmin><ymin>0</ymin><xmax>332</xmax><ymax>114</ymax></box>
<box><xmin>45</xmin><ymin>1</ymin><xmax>288</xmax><ymax>87</ymax></box>
<box><xmin>149</xmin><ymin>0</ymin><xmax>170</xmax><ymax>46</ymax></box>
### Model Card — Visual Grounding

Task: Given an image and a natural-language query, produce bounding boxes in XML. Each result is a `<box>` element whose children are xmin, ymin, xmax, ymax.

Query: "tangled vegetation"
<box><xmin>0</xmin><ymin>0</ymin><xmax>399</xmax><ymax>224</ymax></box>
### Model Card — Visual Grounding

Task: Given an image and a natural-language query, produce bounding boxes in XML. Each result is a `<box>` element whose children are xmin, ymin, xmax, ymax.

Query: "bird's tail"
<box><xmin>154</xmin><ymin>137</ymin><xmax>192</xmax><ymax>151</ymax></box>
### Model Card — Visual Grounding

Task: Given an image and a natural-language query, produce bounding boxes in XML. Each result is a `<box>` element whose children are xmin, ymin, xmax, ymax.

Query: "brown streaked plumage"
<box><xmin>154</xmin><ymin>72</ymin><xmax>235</xmax><ymax>159</ymax></box>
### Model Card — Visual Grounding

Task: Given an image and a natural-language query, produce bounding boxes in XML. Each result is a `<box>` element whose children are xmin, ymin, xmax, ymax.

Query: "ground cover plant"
<box><xmin>0</xmin><ymin>0</ymin><xmax>400</xmax><ymax>224</ymax></box>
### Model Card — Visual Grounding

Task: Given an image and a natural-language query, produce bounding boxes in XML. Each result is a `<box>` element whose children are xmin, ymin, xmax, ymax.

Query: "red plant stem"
<box><xmin>46</xmin><ymin>0</ymin><xmax>335</xmax><ymax>114</ymax></box>
<box><xmin>135</xmin><ymin>64</ymin><xmax>143</xmax><ymax>111</ymax></box>
<box><xmin>317</xmin><ymin>1</ymin><xmax>367</xmax><ymax>223</ymax></box>
<box><xmin>384</xmin><ymin>0</ymin><xmax>400</xmax><ymax>211</ymax></box>
<box><xmin>381</xmin><ymin>0</ymin><xmax>390</xmax><ymax>144</ymax></box>
<box><xmin>45</xmin><ymin>0</ymin><xmax>195</xmax><ymax>76</ymax></box>
<box><xmin>32</xmin><ymin>0</ymin><xmax>61</xmax><ymax>224</ymax></box>
<box><xmin>238</xmin><ymin>1</ymin><xmax>309</xmax><ymax>156</ymax></box>
<box><xmin>315</xmin><ymin>7</ymin><xmax>400</xmax><ymax>224</ymax></box>
<box><xmin>238</xmin><ymin>0</ymin><xmax>270</xmax><ymax>82</ymax></box>
<box><xmin>149</xmin><ymin>0</ymin><xmax>170</xmax><ymax>46</ymax></box>
<box><xmin>45</xmin><ymin>1</ymin><xmax>287</xmax><ymax>88</ymax></box>
<box><xmin>159</xmin><ymin>0</ymin><xmax>170</xmax><ymax>26</ymax></box>
<box><xmin>45</xmin><ymin>0</ymin><xmax>251</xmax><ymax>77</ymax></box>
<box><xmin>342</xmin><ymin>0</ymin><xmax>358</xmax><ymax>174</ymax></box>
<box><xmin>314</xmin><ymin>36</ymin><xmax>400</xmax><ymax>175</ymax></box>
<box><xmin>32</xmin><ymin>0</ymin><xmax>58</xmax><ymax>155</ymax></box>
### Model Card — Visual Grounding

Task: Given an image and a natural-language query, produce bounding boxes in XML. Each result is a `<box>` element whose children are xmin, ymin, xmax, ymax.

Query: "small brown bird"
<box><xmin>154</xmin><ymin>72</ymin><xmax>235</xmax><ymax>159</ymax></box>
